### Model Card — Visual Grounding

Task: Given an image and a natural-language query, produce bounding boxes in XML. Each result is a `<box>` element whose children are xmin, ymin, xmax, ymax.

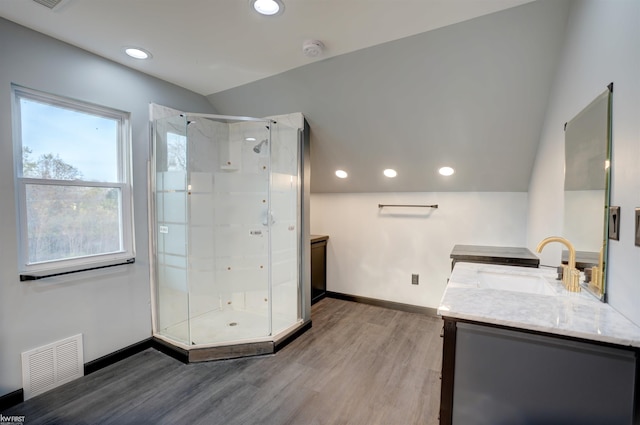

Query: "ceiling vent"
<box><xmin>32</xmin><ymin>0</ymin><xmax>69</xmax><ymax>10</ymax></box>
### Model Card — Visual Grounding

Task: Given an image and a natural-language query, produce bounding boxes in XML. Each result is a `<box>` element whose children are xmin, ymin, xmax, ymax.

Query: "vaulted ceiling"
<box><xmin>0</xmin><ymin>0</ymin><xmax>571</xmax><ymax>193</ymax></box>
<box><xmin>208</xmin><ymin>0</ymin><xmax>571</xmax><ymax>192</ymax></box>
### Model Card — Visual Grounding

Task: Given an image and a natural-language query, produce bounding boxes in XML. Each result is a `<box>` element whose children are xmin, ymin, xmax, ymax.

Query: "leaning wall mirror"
<box><xmin>563</xmin><ymin>83</ymin><xmax>612</xmax><ymax>301</ymax></box>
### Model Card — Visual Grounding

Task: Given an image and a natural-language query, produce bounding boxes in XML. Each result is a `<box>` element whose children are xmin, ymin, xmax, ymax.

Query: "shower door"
<box><xmin>154</xmin><ymin>114</ymin><xmax>191</xmax><ymax>345</ymax></box>
<box><xmin>269</xmin><ymin>122</ymin><xmax>301</xmax><ymax>335</ymax></box>
<box><xmin>185</xmin><ymin>117</ymin><xmax>272</xmax><ymax>344</ymax></box>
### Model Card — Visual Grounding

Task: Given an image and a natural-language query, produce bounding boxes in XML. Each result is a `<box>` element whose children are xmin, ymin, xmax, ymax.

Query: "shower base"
<box><xmin>156</xmin><ymin>309</ymin><xmax>311</xmax><ymax>363</ymax></box>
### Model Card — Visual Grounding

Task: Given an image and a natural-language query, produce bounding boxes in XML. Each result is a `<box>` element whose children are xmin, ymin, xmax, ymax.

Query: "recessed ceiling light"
<box><xmin>125</xmin><ymin>47</ymin><xmax>152</xmax><ymax>60</ymax></box>
<box><xmin>250</xmin><ymin>0</ymin><xmax>284</xmax><ymax>16</ymax></box>
<box><xmin>439</xmin><ymin>166</ymin><xmax>455</xmax><ymax>176</ymax></box>
<box><xmin>245</xmin><ymin>137</ymin><xmax>257</xmax><ymax>142</ymax></box>
<box><xmin>383</xmin><ymin>169</ymin><xmax>397</xmax><ymax>178</ymax></box>
<box><xmin>335</xmin><ymin>170</ymin><xmax>348</xmax><ymax>179</ymax></box>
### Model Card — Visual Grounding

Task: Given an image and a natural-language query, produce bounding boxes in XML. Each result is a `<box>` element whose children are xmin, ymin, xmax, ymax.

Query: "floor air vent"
<box><xmin>21</xmin><ymin>334</ymin><xmax>84</xmax><ymax>400</ymax></box>
<box><xmin>31</xmin><ymin>0</ymin><xmax>68</xmax><ymax>10</ymax></box>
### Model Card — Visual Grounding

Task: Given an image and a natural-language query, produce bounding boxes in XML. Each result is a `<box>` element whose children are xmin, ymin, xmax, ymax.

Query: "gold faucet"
<box><xmin>536</xmin><ymin>236</ymin><xmax>581</xmax><ymax>292</ymax></box>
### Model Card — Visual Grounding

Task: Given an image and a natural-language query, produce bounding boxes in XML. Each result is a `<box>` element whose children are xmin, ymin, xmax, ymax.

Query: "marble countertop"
<box><xmin>438</xmin><ymin>262</ymin><xmax>640</xmax><ymax>348</ymax></box>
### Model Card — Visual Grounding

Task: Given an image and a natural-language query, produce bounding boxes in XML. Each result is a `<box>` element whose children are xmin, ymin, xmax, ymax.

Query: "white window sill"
<box><xmin>20</xmin><ymin>258</ymin><xmax>135</xmax><ymax>281</ymax></box>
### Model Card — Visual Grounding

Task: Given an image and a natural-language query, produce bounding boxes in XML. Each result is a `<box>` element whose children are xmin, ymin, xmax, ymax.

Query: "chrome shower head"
<box><xmin>253</xmin><ymin>139</ymin><xmax>268</xmax><ymax>153</ymax></box>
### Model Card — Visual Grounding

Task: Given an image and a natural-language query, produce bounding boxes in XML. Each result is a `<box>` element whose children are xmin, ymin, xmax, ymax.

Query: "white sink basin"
<box><xmin>477</xmin><ymin>269</ymin><xmax>557</xmax><ymax>296</ymax></box>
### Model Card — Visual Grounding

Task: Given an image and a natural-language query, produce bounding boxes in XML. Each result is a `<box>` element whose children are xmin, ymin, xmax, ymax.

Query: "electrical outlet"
<box><xmin>411</xmin><ymin>274</ymin><xmax>419</xmax><ymax>285</ymax></box>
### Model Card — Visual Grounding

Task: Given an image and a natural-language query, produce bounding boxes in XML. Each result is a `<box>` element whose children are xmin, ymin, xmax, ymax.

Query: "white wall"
<box><xmin>311</xmin><ymin>192</ymin><xmax>528</xmax><ymax>308</ymax></box>
<box><xmin>0</xmin><ymin>18</ymin><xmax>216</xmax><ymax>397</ymax></box>
<box><xmin>527</xmin><ymin>0</ymin><xmax>640</xmax><ymax>324</ymax></box>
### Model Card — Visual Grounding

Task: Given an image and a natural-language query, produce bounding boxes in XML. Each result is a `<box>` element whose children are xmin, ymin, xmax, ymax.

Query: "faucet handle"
<box><xmin>560</xmin><ymin>264</ymin><xmax>569</xmax><ymax>285</ymax></box>
<box><xmin>567</xmin><ymin>268</ymin><xmax>581</xmax><ymax>292</ymax></box>
<box><xmin>589</xmin><ymin>265</ymin><xmax>602</xmax><ymax>294</ymax></box>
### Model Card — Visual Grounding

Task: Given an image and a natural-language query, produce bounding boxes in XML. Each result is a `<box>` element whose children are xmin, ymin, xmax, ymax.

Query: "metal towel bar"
<box><xmin>378</xmin><ymin>204</ymin><xmax>438</xmax><ymax>209</ymax></box>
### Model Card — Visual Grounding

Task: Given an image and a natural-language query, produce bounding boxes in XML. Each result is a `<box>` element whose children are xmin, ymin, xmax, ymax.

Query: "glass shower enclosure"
<box><xmin>151</xmin><ymin>111</ymin><xmax>310</xmax><ymax>361</ymax></box>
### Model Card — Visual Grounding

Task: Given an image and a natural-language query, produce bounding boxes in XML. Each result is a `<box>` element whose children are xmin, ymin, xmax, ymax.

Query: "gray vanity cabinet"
<box><xmin>439</xmin><ymin>318</ymin><xmax>639</xmax><ymax>425</ymax></box>
<box><xmin>441</xmin><ymin>245</ymin><xmax>640</xmax><ymax>424</ymax></box>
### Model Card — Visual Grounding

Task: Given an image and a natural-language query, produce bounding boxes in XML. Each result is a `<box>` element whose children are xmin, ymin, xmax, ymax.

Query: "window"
<box><xmin>166</xmin><ymin>132</ymin><xmax>186</xmax><ymax>171</ymax></box>
<box><xmin>12</xmin><ymin>85</ymin><xmax>134</xmax><ymax>278</ymax></box>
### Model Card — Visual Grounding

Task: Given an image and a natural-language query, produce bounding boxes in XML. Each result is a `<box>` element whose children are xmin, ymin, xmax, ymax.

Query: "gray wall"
<box><xmin>0</xmin><ymin>18</ymin><xmax>216</xmax><ymax>397</ymax></box>
<box><xmin>527</xmin><ymin>0</ymin><xmax>640</xmax><ymax>326</ymax></box>
<box><xmin>207</xmin><ymin>0</ymin><xmax>570</xmax><ymax>193</ymax></box>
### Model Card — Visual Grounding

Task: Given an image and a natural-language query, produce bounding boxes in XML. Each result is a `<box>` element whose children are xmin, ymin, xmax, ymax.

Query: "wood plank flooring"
<box><xmin>3</xmin><ymin>298</ymin><xmax>443</xmax><ymax>425</ymax></box>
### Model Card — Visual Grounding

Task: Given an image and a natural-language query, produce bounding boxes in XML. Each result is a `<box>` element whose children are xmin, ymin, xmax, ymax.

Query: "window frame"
<box><xmin>12</xmin><ymin>85</ymin><xmax>135</xmax><ymax>277</ymax></box>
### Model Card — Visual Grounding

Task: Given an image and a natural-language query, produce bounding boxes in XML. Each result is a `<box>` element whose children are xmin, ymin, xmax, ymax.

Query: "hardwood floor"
<box><xmin>3</xmin><ymin>298</ymin><xmax>443</xmax><ymax>424</ymax></box>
